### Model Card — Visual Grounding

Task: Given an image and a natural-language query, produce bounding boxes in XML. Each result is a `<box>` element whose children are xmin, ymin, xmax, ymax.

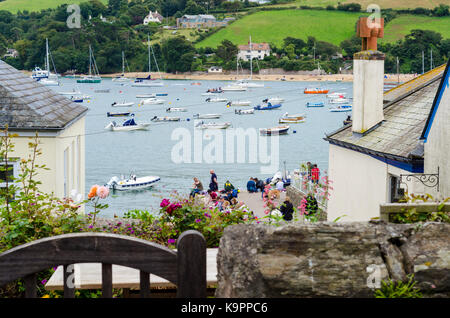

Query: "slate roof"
<box><xmin>0</xmin><ymin>60</ymin><xmax>88</xmax><ymax>131</ymax></box>
<box><xmin>325</xmin><ymin>65</ymin><xmax>444</xmax><ymax>162</ymax></box>
<box><xmin>238</xmin><ymin>43</ymin><xmax>271</xmax><ymax>51</ymax></box>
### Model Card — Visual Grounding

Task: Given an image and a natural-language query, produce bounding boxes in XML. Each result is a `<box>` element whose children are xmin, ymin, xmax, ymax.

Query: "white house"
<box><xmin>208</xmin><ymin>66</ymin><xmax>223</xmax><ymax>73</ymax></box>
<box><xmin>0</xmin><ymin>60</ymin><xmax>88</xmax><ymax>203</ymax></box>
<box><xmin>324</xmin><ymin>58</ymin><xmax>449</xmax><ymax>222</ymax></box>
<box><xmin>237</xmin><ymin>42</ymin><xmax>271</xmax><ymax>61</ymax></box>
<box><xmin>143</xmin><ymin>11</ymin><xmax>163</xmax><ymax>24</ymax></box>
<box><xmin>3</xmin><ymin>48</ymin><xmax>18</xmax><ymax>59</ymax></box>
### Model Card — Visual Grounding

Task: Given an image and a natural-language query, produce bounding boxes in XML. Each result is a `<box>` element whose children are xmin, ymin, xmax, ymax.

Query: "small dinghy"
<box><xmin>327</xmin><ymin>92</ymin><xmax>346</xmax><ymax>98</ymax></box>
<box><xmin>106</xmin><ymin>174</ymin><xmax>160</xmax><ymax>191</ymax></box>
<box><xmin>140</xmin><ymin>98</ymin><xmax>165</xmax><ymax>105</ymax></box>
<box><xmin>193</xmin><ymin>113</ymin><xmax>222</xmax><ymax>119</ymax></box>
<box><xmin>195</xmin><ymin>121</ymin><xmax>232</xmax><ymax>129</ymax></box>
<box><xmin>151</xmin><ymin>116</ymin><xmax>180</xmax><ymax>122</ymax></box>
<box><xmin>71</xmin><ymin>96</ymin><xmax>83</xmax><ymax>103</ymax></box>
<box><xmin>94</xmin><ymin>89</ymin><xmax>110</xmax><ymax>93</ymax></box>
<box><xmin>104</xmin><ymin>118</ymin><xmax>150</xmax><ymax>131</ymax></box>
<box><xmin>112</xmin><ymin>101</ymin><xmax>134</xmax><ymax>107</ymax></box>
<box><xmin>304</xmin><ymin>88</ymin><xmax>329</xmax><ymax>94</ymax></box>
<box><xmin>206</xmin><ymin>97</ymin><xmax>227</xmax><ymax>103</ymax></box>
<box><xmin>329</xmin><ymin>98</ymin><xmax>350</xmax><ymax>104</ymax></box>
<box><xmin>136</xmin><ymin>93</ymin><xmax>156</xmax><ymax>98</ymax></box>
<box><xmin>254</xmin><ymin>102</ymin><xmax>281</xmax><ymax>110</ymax></box>
<box><xmin>235</xmin><ymin>108</ymin><xmax>255</xmax><ymax>115</ymax></box>
<box><xmin>166</xmin><ymin>107</ymin><xmax>187</xmax><ymax>112</ymax></box>
<box><xmin>279</xmin><ymin>112</ymin><xmax>306</xmax><ymax>123</ymax></box>
<box><xmin>263</xmin><ymin>97</ymin><xmax>284</xmax><ymax>104</ymax></box>
<box><xmin>260</xmin><ymin>125</ymin><xmax>290</xmax><ymax>136</ymax></box>
<box><xmin>202</xmin><ymin>89</ymin><xmax>223</xmax><ymax>96</ymax></box>
<box><xmin>107</xmin><ymin>112</ymin><xmax>132</xmax><ymax>117</ymax></box>
<box><xmin>227</xmin><ymin>100</ymin><xmax>251</xmax><ymax>107</ymax></box>
<box><xmin>306</xmin><ymin>102</ymin><xmax>324</xmax><ymax>107</ymax></box>
<box><xmin>330</xmin><ymin>105</ymin><xmax>352</xmax><ymax>112</ymax></box>
<box><xmin>59</xmin><ymin>90</ymin><xmax>82</xmax><ymax>95</ymax></box>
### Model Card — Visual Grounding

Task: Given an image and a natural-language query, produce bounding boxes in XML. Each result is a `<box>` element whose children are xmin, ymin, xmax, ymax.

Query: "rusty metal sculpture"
<box><xmin>357</xmin><ymin>17</ymin><xmax>384</xmax><ymax>51</ymax></box>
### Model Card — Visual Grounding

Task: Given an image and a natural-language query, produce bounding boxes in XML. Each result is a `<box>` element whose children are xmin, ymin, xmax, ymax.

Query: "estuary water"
<box><xmin>51</xmin><ymin>77</ymin><xmax>352</xmax><ymax>217</ymax></box>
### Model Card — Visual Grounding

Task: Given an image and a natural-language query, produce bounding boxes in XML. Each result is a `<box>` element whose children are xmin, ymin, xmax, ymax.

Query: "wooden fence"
<box><xmin>0</xmin><ymin>230</ymin><xmax>206</xmax><ymax>298</ymax></box>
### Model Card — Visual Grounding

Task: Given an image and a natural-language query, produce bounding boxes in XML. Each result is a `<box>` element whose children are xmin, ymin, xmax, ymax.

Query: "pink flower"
<box><xmin>160</xmin><ymin>199</ymin><xmax>170</xmax><ymax>208</ymax></box>
<box><xmin>96</xmin><ymin>186</ymin><xmax>109</xmax><ymax>199</ymax></box>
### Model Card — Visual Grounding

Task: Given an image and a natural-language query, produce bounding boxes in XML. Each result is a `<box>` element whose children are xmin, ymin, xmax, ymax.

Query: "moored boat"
<box><xmin>329</xmin><ymin>105</ymin><xmax>352</xmax><ymax>112</ymax></box>
<box><xmin>235</xmin><ymin>108</ymin><xmax>255</xmax><ymax>115</ymax></box>
<box><xmin>226</xmin><ymin>100</ymin><xmax>251</xmax><ymax>107</ymax></box>
<box><xmin>166</xmin><ymin>107</ymin><xmax>187</xmax><ymax>112</ymax></box>
<box><xmin>279</xmin><ymin>112</ymin><xmax>306</xmax><ymax>123</ymax></box>
<box><xmin>263</xmin><ymin>97</ymin><xmax>284</xmax><ymax>104</ymax></box>
<box><xmin>106</xmin><ymin>174</ymin><xmax>160</xmax><ymax>191</ymax></box>
<box><xmin>104</xmin><ymin>118</ymin><xmax>150</xmax><ymax>131</ymax></box>
<box><xmin>304</xmin><ymin>88</ymin><xmax>329</xmax><ymax>94</ymax></box>
<box><xmin>107</xmin><ymin>112</ymin><xmax>132</xmax><ymax>117</ymax></box>
<box><xmin>112</xmin><ymin>101</ymin><xmax>134</xmax><ymax>107</ymax></box>
<box><xmin>222</xmin><ymin>85</ymin><xmax>247</xmax><ymax>92</ymax></box>
<box><xmin>193</xmin><ymin>113</ymin><xmax>222</xmax><ymax>119</ymax></box>
<box><xmin>151</xmin><ymin>116</ymin><xmax>180</xmax><ymax>122</ymax></box>
<box><xmin>195</xmin><ymin>121</ymin><xmax>231</xmax><ymax>129</ymax></box>
<box><xmin>260</xmin><ymin>125</ymin><xmax>290</xmax><ymax>136</ymax></box>
<box><xmin>329</xmin><ymin>98</ymin><xmax>350</xmax><ymax>104</ymax></box>
<box><xmin>306</xmin><ymin>102</ymin><xmax>325</xmax><ymax>107</ymax></box>
<box><xmin>140</xmin><ymin>98</ymin><xmax>165</xmax><ymax>105</ymax></box>
<box><xmin>254</xmin><ymin>102</ymin><xmax>282</xmax><ymax>110</ymax></box>
<box><xmin>206</xmin><ymin>97</ymin><xmax>227</xmax><ymax>102</ymax></box>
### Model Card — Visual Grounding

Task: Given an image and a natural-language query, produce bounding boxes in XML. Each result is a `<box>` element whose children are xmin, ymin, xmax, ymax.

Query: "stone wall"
<box><xmin>286</xmin><ymin>186</ymin><xmax>327</xmax><ymax>221</ymax></box>
<box><xmin>215</xmin><ymin>221</ymin><xmax>450</xmax><ymax>298</ymax></box>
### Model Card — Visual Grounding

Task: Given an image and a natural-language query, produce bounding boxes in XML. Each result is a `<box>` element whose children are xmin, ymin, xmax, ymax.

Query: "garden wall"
<box><xmin>215</xmin><ymin>222</ymin><xmax>450</xmax><ymax>298</ymax></box>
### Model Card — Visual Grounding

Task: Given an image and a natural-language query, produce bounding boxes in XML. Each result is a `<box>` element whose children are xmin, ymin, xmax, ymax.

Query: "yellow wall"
<box><xmin>8</xmin><ymin>117</ymin><xmax>85</xmax><ymax>203</ymax></box>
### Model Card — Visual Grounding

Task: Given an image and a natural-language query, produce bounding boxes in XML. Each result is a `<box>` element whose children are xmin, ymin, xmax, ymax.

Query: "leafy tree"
<box><xmin>216</xmin><ymin>39</ymin><xmax>237</xmax><ymax>61</ymax></box>
<box><xmin>340</xmin><ymin>36</ymin><xmax>361</xmax><ymax>58</ymax></box>
<box><xmin>432</xmin><ymin>4</ymin><xmax>450</xmax><ymax>17</ymax></box>
<box><xmin>184</xmin><ymin>0</ymin><xmax>206</xmax><ymax>15</ymax></box>
<box><xmin>162</xmin><ymin>36</ymin><xmax>195</xmax><ymax>73</ymax></box>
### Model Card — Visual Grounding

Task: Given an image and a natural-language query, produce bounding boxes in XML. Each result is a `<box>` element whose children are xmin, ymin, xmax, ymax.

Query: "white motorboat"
<box><xmin>140</xmin><ymin>98</ymin><xmax>165</xmax><ymax>105</ymax></box>
<box><xmin>59</xmin><ymin>89</ymin><xmax>82</xmax><ymax>95</ymax></box>
<box><xmin>205</xmin><ymin>97</ymin><xmax>227</xmax><ymax>103</ymax></box>
<box><xmin>166</xmin><ymin>107</ymin><xmax>187</xmax><ymax>112</ymax></box>
<box><xmin>235</xmin><ymin>108</ymin><xmax>255</xmax><ymax>115</ymax></box>
<box><xmin>106</xmin><ymin>174</ymin><xmax>160</xmax><ymax>191</ymax></box>
<box><xmin>227</xmin><ymin>100</ymin><xmax>251</xmax><ymax>107</ymax></box>
<box><xmin>281</xmin><ymin>112</ymin><xmax>306</xmax><ymax>119</ymax></box>
<box><xmin>193</xmin><ymin>113</ymin><xmax>222</xmax><ymax>119</ymax></box>
<box><xmin>136</xmin><ymin>93</ymin><xmax>156</xmax><ymax>98</ymax></box>
<box><xmin>104</xmin><ymin>118</ymin><xmax>150</xmax><ymax>131</ymax></box>
<box><xmin>112</xmin><ymin>101</ymin><xmax>134</xmax><ymax>107</ymax></box>
<box><xmin>329</xmin><ymin>105</ymin><xmax>352</xmax><ymax>112</ymax></box>
<box><xmin>151</xmin><ymin>116</ymin><xmax>180</xmax><ymax>122</ymax></box>
<box><xmin>329</xmin><ymin>98</ymin><xmax>350</xmax><ymax>104</ymax></box>
<box><xmin>260</xmin><ymin>125</ymin><xmax>290</xmax><ymax>136</ymax></box>
<box><xmin>327</xmin><ymin>92</ymin><xmax>346</xmax><ymax>98</ymax></box>
<box><xmin>263</xmin><ymin>97</ymin><xmax>284</xmax><ymax>104</ymax></box>
<box><xmin>234</xmin><ymin>79</ymin><xmax>264</xmax><ymax>88</ymax></box>
<box><xmin>195</xmin><ymin>121</ymin><xmax>232</xmax><ymax>129</ymax></box>
<box><xmin>39</xmin><ymin>78</ymin><xmax>60</xmax><ymax>86</ymax></box>
<box><xmin>31</xmin><ymin>67</ymin><xmax>49</xmax><ymax>80</ymax></box>
<box><xmin>279</xmin><ymin>116</ymin><xmax>305</xmax><ymax>124</ymax></box>
<box><xmin>222</xmin><ymin>85</ymin><xmax>247</xmax><ymax>92</ymax></box>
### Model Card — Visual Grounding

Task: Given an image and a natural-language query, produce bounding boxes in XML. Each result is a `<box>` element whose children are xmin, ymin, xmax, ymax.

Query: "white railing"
<box><xmin>291</xmin><ymin>174</ymin><xmax>329</xmax><ymax>209</ymax></box>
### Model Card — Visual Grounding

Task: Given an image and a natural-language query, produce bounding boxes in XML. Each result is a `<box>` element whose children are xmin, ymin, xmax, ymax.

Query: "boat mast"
<box><xmin>249</xmin><ymin>35</ymin><xmax>253</xmax><ymax>80</ymax></box>
<box><xmin>148</xmin><ymin>34</ymin><xmax>151</xmax><ymax>74</ymax></box>
<box><xmin>46</xmin><ymin>38</ymin><xmax>50</xmax><ymax>74</ymax></box>
<box><xmin>122</xmin><ymin>51</ymin><xmax>125</xmax><ymax>76</ymax></box>
<box><xmin>88</xmin><ymin>45</ymin><xmax>92</xmax><ymax>76</ymax></box>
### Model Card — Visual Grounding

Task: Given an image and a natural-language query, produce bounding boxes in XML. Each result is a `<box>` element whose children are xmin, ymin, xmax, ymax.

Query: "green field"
<box><xmin>381</xmin><ymin>15</ymin><xmax>450</xmax><ymax>43</ymax></box>
<box><xmin>265</xmin><ymin>0</ymin><xmax>445</xmax><ymax>10</ymax></box>
<box><xmin>196</xmin><ymin>10</ymin><xmax>365</xmax><ymax>48</ymax></box>
<box><xmin>0</xmin><ymin>0</ymin><xmax>108</xmax><ymax>13</ymax></box>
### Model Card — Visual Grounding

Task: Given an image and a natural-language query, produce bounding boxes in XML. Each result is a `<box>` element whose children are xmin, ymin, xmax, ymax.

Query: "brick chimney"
<box><xmin>352</xmin><ymin>17</ymin><xmax>385</xmax><ymax>134</ymax></box>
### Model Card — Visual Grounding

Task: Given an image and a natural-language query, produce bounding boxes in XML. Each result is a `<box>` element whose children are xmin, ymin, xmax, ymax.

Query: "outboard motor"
<box><xmin>106</xmin><ymin>176</ymin><xmax>119</xmax><ymax>190</ymax></box>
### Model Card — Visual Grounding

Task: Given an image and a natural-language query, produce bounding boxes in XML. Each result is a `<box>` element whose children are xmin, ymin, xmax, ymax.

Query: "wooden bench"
<box><xmin>0</xmin><ymin>230</ymin><xmax>206</xmax><ymax>298</ymax></box>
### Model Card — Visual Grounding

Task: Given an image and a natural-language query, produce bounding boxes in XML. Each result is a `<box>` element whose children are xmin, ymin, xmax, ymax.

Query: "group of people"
<box><xmin>246</xmin><ymin>177</ymin><xmax>266</xmax><ymax>193</ymax></box>
<box><xmin>306</xmin><ymin>162</ymin><xmax>321</xmax><ymax>184</ymax></box>
<box><xmin>189</xmin><ymin>170</ymin><xmax>243</xmax><ymax>212</ymax></box>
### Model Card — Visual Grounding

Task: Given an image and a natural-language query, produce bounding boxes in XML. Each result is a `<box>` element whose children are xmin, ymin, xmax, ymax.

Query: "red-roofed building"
<box><xmin>237</xmin><ymin>42</ymin><xmax>271</xmax><ymax>61</ymax></box>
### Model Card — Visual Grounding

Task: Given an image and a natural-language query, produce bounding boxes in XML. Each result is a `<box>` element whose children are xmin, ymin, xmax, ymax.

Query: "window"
<box><xmin>0</xmin><ymin>160</ymin><xmax>19</xmax><ymax>200</ymax></box>
<box><xmin>389</xmin><ymin>175</ymin><xmax>402</xmax><ymax>203</ymax></box>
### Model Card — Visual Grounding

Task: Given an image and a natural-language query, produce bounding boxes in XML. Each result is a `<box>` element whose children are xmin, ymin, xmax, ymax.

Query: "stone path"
<box><xmin>238</xmin><ymin>191</ymin><xmax>286</xmax><ymax>218</ymax></box>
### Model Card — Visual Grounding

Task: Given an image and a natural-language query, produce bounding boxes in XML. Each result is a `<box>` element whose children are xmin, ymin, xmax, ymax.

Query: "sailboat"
<box><xmin>132</xmin><ymin>35</ymin><xmax>163</xmax><ymax>87</ymax></box>
<box><xmin>112</xmin><ymin>51</ymin><xmax>129</xmax><ymax>83</ymax></box>
<box><xmin>77</xmin><ymin>45</ymin><xmax>102</xmax><ymax>83</ymax></box>
<box><xmin>37</xmin><ymin>39</ymin><xmax>60</xmax><ymax>86</ymax></box>
<box><xmin>234</xmin><ymin>36</ymin><xmax>263</xmax><ymax>88</ymax></box>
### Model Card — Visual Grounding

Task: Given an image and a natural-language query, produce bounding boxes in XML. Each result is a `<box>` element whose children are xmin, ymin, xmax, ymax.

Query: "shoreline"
<box><xmin>21</xmin><ymin>70</ymin><xmax>417</xmax><ymax>83</ymax></box>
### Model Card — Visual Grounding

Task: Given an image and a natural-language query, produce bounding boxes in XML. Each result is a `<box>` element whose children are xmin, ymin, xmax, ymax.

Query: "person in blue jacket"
<box><xmin>247</xmin><ymin>177</ymin><xmax>257</xmax><ymax>193</ymax></box>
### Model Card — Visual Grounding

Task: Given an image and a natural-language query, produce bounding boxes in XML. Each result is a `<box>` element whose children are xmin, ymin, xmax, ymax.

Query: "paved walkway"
<box><xmin>238</xmin><ymin>191</ymin><xmax>286</xmax><ymax>218</ymax></box>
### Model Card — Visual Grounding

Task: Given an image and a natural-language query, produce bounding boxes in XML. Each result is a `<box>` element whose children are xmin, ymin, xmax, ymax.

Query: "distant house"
<box><xmin>0</xmin><ymin>60</ymin><xmax>88</xmax><ymax>202</ymax></box>
<box><xmin>176</xmin><ymin>15</ymin><xmax>228</xmax><ymax>29</ymax></box>
<box><xmin>143</xmin><ymin>11</ymin><xmax>163</xmax><ymax>25</ymax></box>
<box><xmin>3</xmin><ymin>48</ymin><xmax>18</xmax><ymax>59</ymax></box>
<box><xmin>237</xmin><ymin>43</ymin><xmax>271</xmax><ymax>61</ymax></box>
<box><xmin>208</xmin><ymin>66</ymin><xmax>223</xmax><ymax>73</ymax></box>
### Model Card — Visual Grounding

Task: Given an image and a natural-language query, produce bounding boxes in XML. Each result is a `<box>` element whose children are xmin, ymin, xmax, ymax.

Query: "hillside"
<box><xmin>196</xmin><ymin>9</ymin><xmax>450</xmax><ymax>49</ymax></box>
<box><xmin>266</xmin><ymin>0</ymin><xmax>445</xmax><ymax>10</ymax></box>
<box><xmin>0</xmin><ymin>0</ymin><xmax>108</xmax><ymax>13</ymax></box>
<box><xmin>381</xmin><ymin>14</ymin><xmax>450</xmax><ymax>43</ymax></box>
<box><xmin>196</xmin><ymin>10</ymin><xmax>366</xmax><ymax>48</ymax></box>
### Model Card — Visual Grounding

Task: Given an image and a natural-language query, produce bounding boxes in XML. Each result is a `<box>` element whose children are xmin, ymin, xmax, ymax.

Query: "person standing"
<box><xmin>279</xmin><ymin>197</ymin><xmax>294</xmax><ymax>221</ymax></box>
<box><xmin>306</xmin><ymin>162</ymin><xmax>312</xmax><ymax>181</ymax></box>
<box><xmin>209</xmin><ymin>169</ymin><xmax>218</xmax><ymax>191</ymax></box>
<box><xmin>311</xmin><ymin>164</ymin><xmax>320</xmax><ymax>184</ymax></box>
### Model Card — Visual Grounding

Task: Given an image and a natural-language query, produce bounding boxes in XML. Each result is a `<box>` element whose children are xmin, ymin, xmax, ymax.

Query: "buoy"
<box><xmin>186</xmin><ymin>118</ymin><xmax>190</xmax><ymax>122</ymax></box>
<box><xmin>293</xmin><ymin>130</ymin><xmax>297</xmax><ymax>133</ymax></box>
